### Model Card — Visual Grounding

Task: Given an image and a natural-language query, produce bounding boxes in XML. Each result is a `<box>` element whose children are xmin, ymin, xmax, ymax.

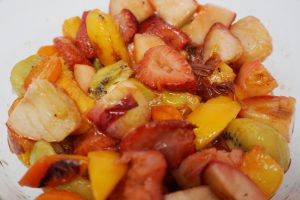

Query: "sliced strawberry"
<box><xmin>139</xmin><ymin>15</ymin><xmax>191</xmax><ymax>50</ymax></box>
<box><xmin>203</xmin><ymin>161</ymin><xmax>266</xmax><ymax>200</ymax></box>
<box><xmin>73</xmin><ymin>129</ymin><xmax>119</xmax><ymax>156</ymax></box>
<box><xmin>114</xmin><ymin>9</ymin><xmax>138</xmax><ymax>45</ymax></box>
<box><xmin>53</xmin><ymin>37</ymin><xmax>90</xmax><ymax>70</ymax></box>
<box><xmin>75</xmin><ymin>11</ymin><xmax>97</xmax><ymax>59</ymax></box>
<box><xmin>135</xmin><ymin>45</ymin><xmax>196</xmax><ymax>92</ymax></box>
<box><xmin>121</xmin><ymin>120</ymin><xmax>196</xmax><ymax>169</ymax></box>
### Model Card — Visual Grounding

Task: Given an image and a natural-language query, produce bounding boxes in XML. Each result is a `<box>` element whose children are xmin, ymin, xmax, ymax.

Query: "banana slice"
<box><xmin>7</xmin><ymin>80</ymin><xmax>81</xmax><ymax>142</ymax></box>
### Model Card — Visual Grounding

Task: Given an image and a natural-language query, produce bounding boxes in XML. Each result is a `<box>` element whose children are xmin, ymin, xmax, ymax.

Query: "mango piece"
<box><xmin>86</xmin><ymin>9</ymin><xmax>130</xmax><ymax>66</ymax></box>
<box><xmin>187</xmin><ymin>96</ymin><xmax>241</xmax><ymax>150</ymax></box>
<box><xmin>63</xmin><ymin>16</ymin><xmax>81</xmax><ymax>41</ymax></box>
<box><xmin>88</xmin><ymin>151</ymin><xmax>127</xmax><ymax>200</ymax></box>
<box><xmin>240</xmin><ymin>147</ymin><xmax>284</xmax><ymax>198</ymax></box>
<box><xmin>56</xmin><ymin>67</ymin><xmax>95</xmax><ymax>114</ymax></box>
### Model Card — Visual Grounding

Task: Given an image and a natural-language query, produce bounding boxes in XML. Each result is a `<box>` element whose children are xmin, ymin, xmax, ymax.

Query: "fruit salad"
<box><xmin>6</xmin><ymin>0</ymin><xmax>296</xmax><ymax>200</ymax></box>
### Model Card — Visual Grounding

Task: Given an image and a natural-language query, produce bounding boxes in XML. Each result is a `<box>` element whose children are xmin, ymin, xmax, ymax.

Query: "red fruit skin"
<box><xmin>135</xmin><ymin>45</ymin><xmax>196</xmax><ymax>93</ymax></box>
<box><xmin>114</xmin><ymin>9</ymin><xmax>138</xmax><ymax>45</ymax></box>
<box><xmin>109</xmin><ymin>151</ymin><xmax>167</xmax><ymax>200</ymax></box>
<box><xmin>139</xmin><ymin>15</ymin><xmax>191</xmax><ymax>50</ymax></box>
<box><xmin>203</xmin><ymin>161</ymin><xmax>266</xmax><ymax>200</ymax></box>
<box><xmin>54</xmin><ymin>37</ymin><xmax>91</xmax><ymax>70</ymax></box>
<box><xmin>121</xmin><ymin>120</ymin><xmax>196</xmax><ymax>169</ymax></box>
<box><xmin>75</xmin><ymin>11</ymin><xmax>97</xmax><ymax>59</ymax></box>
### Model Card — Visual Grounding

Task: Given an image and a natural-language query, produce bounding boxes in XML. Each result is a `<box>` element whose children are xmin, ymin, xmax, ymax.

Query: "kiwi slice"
<box><xmin>224</xmin><ymin>118</ymin><xmax>290</xmax><ymax>171</ymax></box>
<box><xmin>88</xmin><ymin>60</ymin><xmax>133</xmax><ymax>99</ymax></box>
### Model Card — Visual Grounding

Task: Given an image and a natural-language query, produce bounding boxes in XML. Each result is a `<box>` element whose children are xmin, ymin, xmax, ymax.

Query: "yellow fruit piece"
<box><xmin>56</xmin><ymin>67</ymin><xmax>95</xmax><ymax>114</ymax></box>
<box><xmin>208</xmin><ymin>63</ymin><xmax>236</xmax><ymax>84</ymax></box>
<box><xmin>88</xmin><ymin>151</ymin><xmax>127</xmax><ymax>200</ymax></box>
<box><xmin>240</xmin><ymin>147</ymin><xmax>284</xmax><ymax>198</ymax></box>
<box><xmin>17</xmin><ymin>152</ymin><xmax>31</xmax><ymax>167</ymax></box>
<box><xmin>187</xmin><ymin>96</ymin><xmax>241</xmax><ymax>150</ymax></box>
<box><xmin>86</xmin><ymin>9</ymin><xmax>130</xmax><ymax>66</ymax></box>
<box><xmin>63</xmin><ymin>16</ymin><xmax>81</xmax><ymax>41</ymax></box>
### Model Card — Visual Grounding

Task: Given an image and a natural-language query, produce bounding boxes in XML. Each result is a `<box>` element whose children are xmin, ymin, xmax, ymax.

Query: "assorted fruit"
<box><xmin>6</xmin><ymin>0</ymin><xmax>296</xmax><ymax>199</ymax></box>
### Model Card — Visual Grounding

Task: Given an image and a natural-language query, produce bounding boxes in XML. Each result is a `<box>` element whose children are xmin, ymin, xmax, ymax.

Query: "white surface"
<box><xmin>0</xmin><ymin>0</ymin><xmax>299</xmax><ymax>199</ymax></box>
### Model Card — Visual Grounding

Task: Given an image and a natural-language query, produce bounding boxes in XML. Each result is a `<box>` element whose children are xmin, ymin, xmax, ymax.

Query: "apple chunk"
<box><xmin>203</xmin><ymin>23</ymin><xmax>243</xmax><ymax>63</ymax></box>
<box><xmin>184</xmin><ymin>3</ymin><xmax>236</xmax><ymax>46</ymax></box>
<box><xmin>109</xmin><ymin>0</ymin><xmax>154</xmax><ymax>22</ymax></box>
<box><xmin>74</xmin><ymin>64</ymin><xmax>96</xmax><ymax>93</ymax></box>
<box><xmin>133</xmin><ymin>33</ymin><xmax>165</xmax><ymax>63</ymax></box>
<box><xmin>231</xmin><ymin>16</ymin><xmax>273</xmax><ymax>66</ymax></box>
<box><xmin>150</xmin><ymin>0</ymin><xmax>198</xmax><ymax>27</ymax></box>
<box><xmin>165</xmin><ymin>186</ymin><xmax>219</xmax><ymax>200</ymax></box>
<box><xmin>239</xmin><ymin>96</ymin><xmax>296</xmax><ymax>142</ymax></box>
<box><xmin>203</xmin><ymin>161</ymin><xmax>266</xmax><ymax>200</ymax></box>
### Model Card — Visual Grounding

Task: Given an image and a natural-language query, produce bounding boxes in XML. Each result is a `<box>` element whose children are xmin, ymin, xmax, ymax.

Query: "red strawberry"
<box><xmin>135</xmin><ymin>45</ymin><xmax>196</xmax><ymax>92</ymax></box>
<box><xmin>113</xmin><ymin>9</ymin><xmax>138</xmax><ymax>45</ymax></box>
<box><xmin>139</xmin><ymin>15</ymin><xmax>191</xmax><ymax>50</ymax></box>
<box><xmin>75</xmin><ymin>11</ymin><xmax>97</xmax><ymax>59</ymax></box>
<box><xmin>54</xmin><ymin>37</ymin><xmax>90</xmax><ymax>70</ymax></box>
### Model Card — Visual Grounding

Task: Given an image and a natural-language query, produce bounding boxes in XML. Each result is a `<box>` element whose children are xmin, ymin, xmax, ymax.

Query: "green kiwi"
<box><xmin>224</xmin><ymin>118</ymin><xmax>290</xmax><ymax>171</ymax></box>
<box><xmin>10</xmin><ymin>55</ymin><xmax>43</xmax><ymax>96</ymax></box>
<box><xmin>88</xmin><ymin>60</ymin><xmax>133</xmax><ymax>99</ymax></box>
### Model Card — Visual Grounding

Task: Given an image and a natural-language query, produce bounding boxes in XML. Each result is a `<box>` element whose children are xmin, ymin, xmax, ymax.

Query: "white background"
<box><xmin>0</xmin><ymin>0</ymin><xmax>299</xmax><ymax>199</ymax></box>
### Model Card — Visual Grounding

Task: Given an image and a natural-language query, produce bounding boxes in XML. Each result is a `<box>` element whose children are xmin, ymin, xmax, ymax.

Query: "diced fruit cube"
<box><xmin>63</xmin><ymin>16</ymin><xmax>81</xmax><ymax>41</ymax></box>
<box><xmin>74</xmin><ymin>64</ymin><xmax>96</xmax><ymax>93</ymax></box>
<box><xmin>184</xmin><ymin>3</ymin><xmax>236</xmax><ymax>45</ymax></box>
<box><xmin>165</xmin><ymin>186</ymin><xmax>219</xmax><ymax>200</ymax></box>
<box><xmin>202</xmin><ymin>23</ymin><xmax>243</xmax><ymax>63</ymax></box>
<box><xmin>151</xmin><ymin>105</ymin><xmax>183</xmax><ymax>121</ymax></box>
<box><xmin>88</xmin><ymin>151</ymin><xmax>127</xmax><ymax>200</ymax></box>
<box><xmin>37</xmin><ymin>45</ymin><xmax>58</xmax><ymax>57</ymax></box>
<box><xmin>187</xmin><ymin>96</ymin><xmax>241</xmax><ymax>150</ymax></box>
<box><xmin>7</xmin><ymin>80</ymin><xmax>81</xmax><ymax>142</ymax></box>
<box><xmin>207</xmin><ymin>62</ymin><xmax>236</xmax><ymax>84</ymax></box>
<box><xmin>239</xmin><ymin>96</ymin><xmax>296</xmax><ymax>142</ymax></box>
<box><xmin>36</xmin><ymin>189</ymin><xmax>84</xmax><ymax>200</ymax></box>
<box><xmin>109</xmin><ymin>0</ymin><xmax>155</xmax><ymax>22</ymax></box>
<box><xmin>203</xmin><ymin>161</ymin><xmax>266</xmax><ymax>200</ymax></box>
<box><xmin>150</xmin><ymin>0</ymin><xmax>198</xmax><ymax>27</ymax></box>
<box><xmin>240</xmin><ymin>147</ymin><xmax>284</xmax><ymax>198</ymax></box>
<box><xmin>236</xmin><ymin>61</ymin><xmax>278</xmax><ymax>98</ymax></box>
<box><xmin>231</xmin><ymin>16</ymin><xmax>273</xmax><ymax>66</ymax></box>
<box><xmin>133</xmin><ymin>33</ymin><xmax>165</xmax><ymax>62</ymax></box>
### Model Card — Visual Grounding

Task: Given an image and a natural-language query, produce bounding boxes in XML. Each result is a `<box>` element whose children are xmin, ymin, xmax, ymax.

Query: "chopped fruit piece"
<box><xmin>151</xmin><ymin>105</ymin><xmax>183</xmax><ymax>121</ymax></box>
<box><xmin>150</xmin><ymin>0</ymin><xmax>198</xmax><ymax>27</ymax></box>
<box><xmin>133</xmin><ymin>33</ymin><xmax>165</xmax><ymax>63</ymax></box>
<box><xmin>36</xmin><ymin>189</ymin><xmax>84</xmax><ymax>200</ymax></box>
<box><xmin>109</xmin><ymin>0</ymin><xmax>155</xmax><ymax>22</ymax></box>
<box><xmin>239</xmin><ymin>96</ymin><xmax>296</xmax><ymax>141</ymax></box>
<box><xmin>187</xmin><ymin>96</ymin><xmax>241</xmax><ymax>150</ymax></box>
<box><xmin>165</xmin><ymin>186</ymin><xmax>219</xmax><ymax>200</ymax></box>
<box><xmin>37</xmin><ymin>45</ymin><xmax>58</xmax><ymax>57</ymax></box>
<box><xmin>184</xmin><ymin>4</ymin><xmax>236</xmax><ymax>45</ymax></box>
<box><xmin>24</xmin><ymin>56</ymin><xmax>62</xmax><ymax>89</ymax></box>
<box><xmin>54</xmin><ymin>37</ymin><xmax>90</xmax><ymax>69</ymax></box>
<box><xmin>121</xmin><ymin>120</ymin><xmax>196</xmax><ymax>169</ymax></box>
<box><xmin>202</xmin><ymin>23</ymin><xmax>243</xmax><ymax>63</ymax></box>
<box><xmin>231</xmin><ymin>16</ymin><xmax>273</xmax><ymax>66</ymax></box>
<box><xmin>19</xmin><ymin>154</ymin><xmax>88</xmax><ymax>188</ymax></box>
<box><xmin>203</xmin><ymin>162</ymin><xmax>266</xmax><ymax>200</ymax></box>
<box><xmin>236</xmin><ymin>61</ymin><xmax>278</xmax><ymax>98</ymax></box>
<box><xmin>113</xmin><ymin>9</ymin><xmax>138</xmax><ymax>45</ymax></box>
<box><xmin>7</xmin><ymin>80</ymin><xmax>81</xmax><ymax>142</ymax></box>
<box><xmin>130</xmin><ymin>78</ymin><xmax>157</xmax><ymax>102</ymax></box>
<box><xmin>88</xmin><ymin>80</ymin><xmax>150</xmax><ymax>139</ymax></box>
<box><xmin>207</xmin><ymin>62</ymin><xmax>236</xmax><ymax>84</ymax></box>
<box><xmin>74</xmin><ymin>64</ymin><xmax>96</xmax><ymax>93</ymax></box>
<box><xmin>63</xmin><ymin>16</ymin><xmax>81</xmax><ymax>41</ymax></box>
<box><xmin>74</xmin><ymin>129</ymin><xmax>119</xmax><ymax>156</ymax></box>
<box><xmin>29</xmin><ymin>141</ymin><xmax>56</xmax><ymax>165</ymax></box>
<box><xmin>241</xmin><ymin>147</ymin><xmax>284</xmax><ymax>198</ymax></box>
<box><xmin>139</xmin><ymin>16</ymin><xmax>191</xmax><ymax>50</ymax></box>
<box><xmin>88</xmin><ymin>151</ymin><xmax>127</xmax><ymax>200</ymax></box>
<box><xmin>136</xmin><ymin>45</ymin><xmax>196</xmax><ymax>92</ymax></box>
<box><xmin>86</xmin><ymin>9</ymin><xmax>130</xmax><ymax>65</ymax></box>
<box><xmin>173</xmin><ymin>148</ymin><xmax>243</xmax><ymax>189</ymax></box>
<box><xmin>75</xmin><ymin>11</ymin><xmax>97</xmax><ymax>59</ymax></box>
<box><xmin>56</xmin><ymin>67</ymin><xmax>96</xmax><ymax>114</ymax></box>
<box><xmin>109</xmin><ymin>151</ymin><xmax>167</xmax><ymax>200</ymax></box>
